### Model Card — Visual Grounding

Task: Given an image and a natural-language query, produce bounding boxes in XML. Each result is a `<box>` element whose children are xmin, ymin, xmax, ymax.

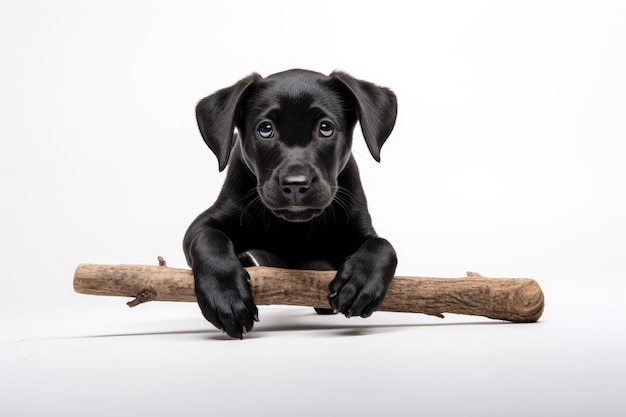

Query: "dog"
<box><xmin>183</xmin><ymin>69</ymin><xmax>398</xmax><ymax>338</ymax></box>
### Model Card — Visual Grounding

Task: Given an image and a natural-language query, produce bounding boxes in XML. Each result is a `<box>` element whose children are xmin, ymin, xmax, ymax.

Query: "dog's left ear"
<box><xmin>196</xmin><ymin>73</ymin><xmax>262</xmax><ymax>171</ymax></box>
<box><xmin>330</xmin><ymin>71</ymin><xmax>398</xmax><ymax>162</ymax></box>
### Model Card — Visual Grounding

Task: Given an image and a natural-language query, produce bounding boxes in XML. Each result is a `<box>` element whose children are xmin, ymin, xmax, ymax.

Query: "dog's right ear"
<box><xmin>196</xmin><ymin>73</ymin><xmax>262</xmax><ymax>171</ymax></box>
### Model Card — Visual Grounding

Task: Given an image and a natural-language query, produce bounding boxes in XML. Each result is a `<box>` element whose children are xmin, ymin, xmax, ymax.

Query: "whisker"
<box><xmin>239</xmin><ymin>188</ymin><xmax>264</xmax><ymax>226</ymax></box>
<box><xmin>331</xmin><ymin>186</ymin><xmax>359</xmax><ymax>219</ymax></box>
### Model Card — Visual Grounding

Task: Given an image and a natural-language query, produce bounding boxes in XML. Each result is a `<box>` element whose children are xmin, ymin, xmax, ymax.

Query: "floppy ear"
<box><xmin>330</xmin><ymin>71</ymin><xmax>398</xmax><ymax>162</ymax></box>
<box><xmin>195</xmin><ymin>73</ymin><xmax>262</xmax><ymax>171</ymax></box>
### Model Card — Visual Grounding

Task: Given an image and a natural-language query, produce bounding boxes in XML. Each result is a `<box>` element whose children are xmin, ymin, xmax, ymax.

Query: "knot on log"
<box><xmin>127</xmin><ymin>287</ymin><xmax>157</xmax><ymax>307</ymax></box>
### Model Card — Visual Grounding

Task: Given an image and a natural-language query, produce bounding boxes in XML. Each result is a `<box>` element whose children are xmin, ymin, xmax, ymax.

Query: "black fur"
<box><xmin>184</xmin><ymin>69</ymin><xmax>398</xmax><ymax>339</ymax></box>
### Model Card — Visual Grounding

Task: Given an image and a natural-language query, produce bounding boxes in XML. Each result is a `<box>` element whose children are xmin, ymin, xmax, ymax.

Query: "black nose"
<box><xmin>281</xmin><ymin>175</ymin><xmax>311</xmax><ymax>202</ymax></box>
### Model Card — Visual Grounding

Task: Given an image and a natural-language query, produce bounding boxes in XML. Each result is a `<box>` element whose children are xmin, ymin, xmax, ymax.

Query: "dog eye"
<box><xmin>319</xmin><ymin>122</ymin><xmax>334</xmax><ymax>138</ymax></box>
<box><xmin>257</xmin><ymin>122</ymin><xmax>274</xmax><ymax>139</ymax></box>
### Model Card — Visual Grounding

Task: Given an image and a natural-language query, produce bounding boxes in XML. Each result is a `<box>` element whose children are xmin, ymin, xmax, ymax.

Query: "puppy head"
<box><xmin>195</xmin><ymin>69</ymin><xmax>397</xmax><ymax>222</ymax></box>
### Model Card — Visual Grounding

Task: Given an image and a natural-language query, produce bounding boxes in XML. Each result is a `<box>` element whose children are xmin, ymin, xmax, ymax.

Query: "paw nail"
<box><xmin>253</xmin><ymin>313</ymin><xmax>260</xmax><ymax>322</ymax></box>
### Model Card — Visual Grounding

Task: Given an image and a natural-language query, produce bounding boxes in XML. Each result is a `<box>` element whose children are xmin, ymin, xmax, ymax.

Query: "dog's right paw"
<box><xmin>195</xmin><ymin>267</ymin><xmax>259</xmax><ymax>339</ymax></box>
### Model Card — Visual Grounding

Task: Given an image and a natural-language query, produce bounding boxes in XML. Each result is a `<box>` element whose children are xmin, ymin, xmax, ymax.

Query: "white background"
<box><xmin>1</xmin><ymin>1</ymin><xmax>625</xmax><ymax>416</ymax></box>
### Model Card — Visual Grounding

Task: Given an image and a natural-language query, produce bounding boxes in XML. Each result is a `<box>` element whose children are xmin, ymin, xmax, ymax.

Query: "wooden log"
<box><xmin>73</xmin><ymin>262</ymin><xmax>544</xmax><ymax>323</ymax></box>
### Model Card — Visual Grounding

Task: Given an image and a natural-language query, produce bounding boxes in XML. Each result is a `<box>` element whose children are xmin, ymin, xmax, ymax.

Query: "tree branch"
<box><xmin>74</xmin><ymin>262</ymin><xmax>544</xmax><ymax>323</ymax></box>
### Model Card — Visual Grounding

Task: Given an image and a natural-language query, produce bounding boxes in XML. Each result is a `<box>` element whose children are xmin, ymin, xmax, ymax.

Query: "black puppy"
<box><xmin>184</xmin><ymin>69</ymin><xmax>398</xmax><ymax>339</ymax></box>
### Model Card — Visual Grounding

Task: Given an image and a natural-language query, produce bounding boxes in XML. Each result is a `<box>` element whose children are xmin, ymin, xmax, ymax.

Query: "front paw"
<box><xmin>195</xmin><ymin>267</ymin><xmax>259</xmax><ymax>339</ymax></box>
<box><xmin>328</xmin><ymin>238</ymin><xmax>397</xmax><ymax>318</ymax></box>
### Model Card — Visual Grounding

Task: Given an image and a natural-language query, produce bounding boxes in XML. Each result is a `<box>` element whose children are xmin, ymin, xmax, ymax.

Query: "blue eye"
<box><xmin>257</xmin><ymin>122</ymin><xmax>274</xmax><ymax>139</ymax></box>
<box><xmin>319</xmin><ymin>121</ymin><xmax>334</xmax><ymax>138</ymax></box>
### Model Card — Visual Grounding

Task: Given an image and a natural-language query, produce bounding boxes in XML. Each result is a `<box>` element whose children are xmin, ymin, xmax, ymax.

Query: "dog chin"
<box><xmin>272</xmin><ymin>207</ymin><xmax>324</xmax><ymax>222</ymax></box>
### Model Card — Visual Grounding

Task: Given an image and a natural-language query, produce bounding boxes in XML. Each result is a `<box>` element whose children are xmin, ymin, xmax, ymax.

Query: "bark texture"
<box><xmin>74</xmin><ymin>263</ymin><xmax>544</xmax><ymax>322</ymax></box>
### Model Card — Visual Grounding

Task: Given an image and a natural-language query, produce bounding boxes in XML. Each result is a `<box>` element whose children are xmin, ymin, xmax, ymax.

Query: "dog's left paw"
<box><xmin>328</xmin><ymin>238</ymin><xmax>397</xmax><ymax>318</ymax></box>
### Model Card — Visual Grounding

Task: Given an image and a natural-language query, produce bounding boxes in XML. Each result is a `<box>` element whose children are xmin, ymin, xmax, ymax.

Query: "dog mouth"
<box><xmin>272</xmin><ymin>206</ymin><xmax>325</xmax><ymax>222</ymax></box>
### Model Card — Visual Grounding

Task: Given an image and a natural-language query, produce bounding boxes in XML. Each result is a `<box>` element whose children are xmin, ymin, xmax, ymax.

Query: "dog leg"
<box><xmin>184</xmin><ymin>226</ymin><xmax>259</xmax><ymax>339</ymax></box>
<box><xmin>329</xmin><ymin>238</ymin><xmax>397</xmax><ymax>318</ymax></box>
